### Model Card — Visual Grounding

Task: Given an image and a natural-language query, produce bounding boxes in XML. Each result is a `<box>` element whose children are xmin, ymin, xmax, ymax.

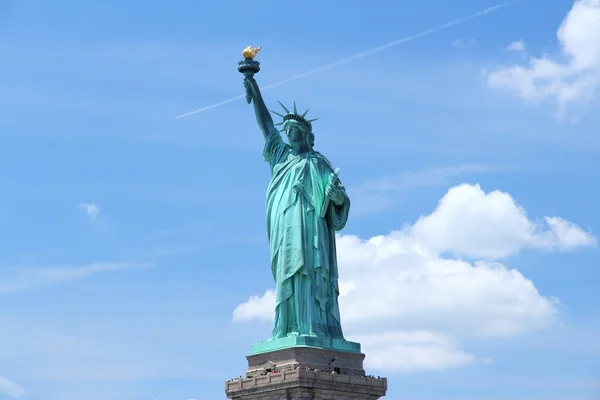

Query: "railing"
<box><xmin>226</xmin><ymin>369</ymin><xmax>387</xmax><ymax>392</ymax></box>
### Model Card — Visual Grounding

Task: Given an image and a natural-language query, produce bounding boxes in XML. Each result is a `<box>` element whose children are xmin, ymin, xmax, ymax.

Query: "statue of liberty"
<box><xmin>243</xmin><ymin>74</ymin><xmax>350</xmax><ymax>342</ymax></box>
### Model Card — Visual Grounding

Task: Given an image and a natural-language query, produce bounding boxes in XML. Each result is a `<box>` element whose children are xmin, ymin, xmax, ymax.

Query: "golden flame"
<box><xmin>242</xmin><ymin>45</ymin><xmax>261</xmax><ymax>59</ymax></box>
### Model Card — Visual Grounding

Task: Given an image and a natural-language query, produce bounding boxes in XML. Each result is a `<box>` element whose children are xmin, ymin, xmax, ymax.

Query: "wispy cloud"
<box><xmin>453</xmin><ymin>38</ymin><xmax>477</xmax><ymax>48</ymax></box>
<box><xmin>0</xmin><ymin>262</ymin><xmax>146</xmax><ymax>295</ymax></box>
<box><xmin>349</xmin><ymin>164</ymin><xmax>502</xmax><ymax>215</ymax></box>
<box><xmin>506</xmin><ymin>40</ymin><xmax>526</xmax><ymax>52</ymax></box>
<box><xmin>78</xmin><ymin>202</ymin><xmax>100</xmax><ymax>219</ymax></box>
<box><xmin>0</xmin><ymin>376</ymin><xmax>24</xmax><ymax>398</ymax></box>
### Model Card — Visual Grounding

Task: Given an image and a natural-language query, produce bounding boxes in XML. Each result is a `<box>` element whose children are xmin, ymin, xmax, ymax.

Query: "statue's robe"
<box><xmin>263</xmin><ymin>127</ymin><xmax>350</xmax><ymax>339</ymax></box>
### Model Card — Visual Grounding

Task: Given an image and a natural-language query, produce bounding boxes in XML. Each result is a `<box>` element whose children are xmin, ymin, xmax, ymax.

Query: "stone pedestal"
<box><xmin>225</xmin><ymin>347</ymin><xmax>387</xmax><ymax>400</ymax></box>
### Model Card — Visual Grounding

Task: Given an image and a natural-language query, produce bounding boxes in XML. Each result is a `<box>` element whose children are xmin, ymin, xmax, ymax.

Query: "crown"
<box><xmin>270</xmin><ymin>101</ymin><xmax>318</xmax><ymax>132</ymax></box>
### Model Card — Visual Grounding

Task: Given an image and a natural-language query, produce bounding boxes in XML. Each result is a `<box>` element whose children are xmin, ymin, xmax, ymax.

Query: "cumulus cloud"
<box><xmin>78</xmin><ymin>202</ymin><xmax>99</xmax><ymax>219</ymax></box>
<box><xmin>0</xmin><ymin>376</ymin><xmax>25</xmax><ymax>398</ymax></box>
<box><xmin>487</xmin><ymin>0</ymin><xmax>600</xmax><ymax>117</ymax></box>
<box><xmin>409</xmin><ymin>184</ymin><xmax>596</xmax><ymax>258</ymax></box>
<box><xmin>232</xmin><ymin>183</ymin><xmax>595</xmax><ymax>371</ymax></box>
<box><xmin>350</xmin><ymin>332</ymin><xmax>475</xmax><ymax>371</ymax></box>
<box><xmin>232</xmin><ymin>289</ymin><xmax>275</xmax><ymax>323</ymax></box>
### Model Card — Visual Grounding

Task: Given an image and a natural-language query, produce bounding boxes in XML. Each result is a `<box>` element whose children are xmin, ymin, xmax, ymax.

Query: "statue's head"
<box><xmin>283</xmin><ymin>120</ymin><xmax>315</xmax><ymax>148</ymax></box>
<box><xmin>271</xmin><ymin>101</ymin><xmax>318</xmax><ymax>149</ymax></box>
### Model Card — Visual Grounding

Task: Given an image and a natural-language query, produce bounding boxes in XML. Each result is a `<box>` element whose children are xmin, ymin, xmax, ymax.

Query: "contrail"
<box><xmin>175</xmin><ymin>1</ymin><xmax>518</xmax><ymax>119</ymax></box>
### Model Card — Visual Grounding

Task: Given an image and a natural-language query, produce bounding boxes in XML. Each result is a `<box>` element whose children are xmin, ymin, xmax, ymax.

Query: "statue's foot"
<box><xmin>287</xmin><ymin>331</ymin><xmax>300</xmax><ymax>337</ymax></box>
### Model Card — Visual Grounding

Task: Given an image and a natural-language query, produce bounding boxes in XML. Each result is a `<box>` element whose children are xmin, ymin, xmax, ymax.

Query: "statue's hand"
<box><xmin>325</xmin><ymin>175</ymin><xmax>345</xmax><ymax>206</ymax></box>
<box><xmin>243</xmin><ymin>77</ymin><xmax>259</xmax><ymax>99</ymax></box>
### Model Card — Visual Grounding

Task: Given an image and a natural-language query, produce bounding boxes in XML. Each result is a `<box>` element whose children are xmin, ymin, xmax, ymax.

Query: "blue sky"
<box><xmin>1</xmin><ymin>0</ymin><xmax>599</xmax><ymax>399</ymax></box>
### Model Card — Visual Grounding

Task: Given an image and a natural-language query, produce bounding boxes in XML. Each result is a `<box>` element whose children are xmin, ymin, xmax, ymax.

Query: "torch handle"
<box><xmin>243</xmin><ymin>72</ymin><xmax>254</xmax><ymax>104</ymax></box>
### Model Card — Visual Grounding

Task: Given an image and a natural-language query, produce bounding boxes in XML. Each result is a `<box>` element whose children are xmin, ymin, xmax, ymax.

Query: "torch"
<box><xmin>238</xmin><ymin>45</ymin><xmax>261</xmax><ymax>104</ymax></box>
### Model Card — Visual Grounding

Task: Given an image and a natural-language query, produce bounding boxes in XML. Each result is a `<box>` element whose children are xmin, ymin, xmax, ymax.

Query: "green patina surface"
<box><xmin>250</xmin><ymin>337</ymin><xmax>361</xmax><ymax>355</ymax></box>
<box><xmin>240</xmin><ymin>54</ymin><xmax>359</xmax><ymax>354</ymax></box>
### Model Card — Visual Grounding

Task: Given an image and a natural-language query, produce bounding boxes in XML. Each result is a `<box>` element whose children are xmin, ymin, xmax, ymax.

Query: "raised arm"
<box><xmin>244</xmin><ymin>77</ymin><xmax>276</xmax><ymax>139</ymax></box>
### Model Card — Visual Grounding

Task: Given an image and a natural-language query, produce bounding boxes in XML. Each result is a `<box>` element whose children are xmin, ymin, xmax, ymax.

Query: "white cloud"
<box><xmin>0</xmin><ymin>376</ymin><xmax>25</xmax><ymax>398</ymax></box>
<box><xmin>506</xmin><ymin>40</ymin><xmax>526</xmax><ymax>52</ymax></box>
<box><xmin>0</xmin><ymin>262</ymin><xmax>146</xmax><ymax>295</ymax></box>
<box><xmin>487</xmin><ymin>0</ymin><xmax>600</xmax><ymax>117</ymax></box>
<box><xmin>538</xmin><ymin>216</ymin><xmax>597</xmax><ymax>249</ymax></box>
<box><xmin>232</xmin><ymin>289</ymin><xmax>275</xmax><ymax>323</ymax></box>
<box><xmin>233</xmin><ymin>183</ymin><xmax>595</xmax><ymax>371</ymax></box>
<box><xmin>78</xmin><ymin>202</ymin><xmax>99</xmax><ymax>219</ymax></box>
<box><xmin>350</xmin><ymin>331</ymin><xmax>475</xmax><ymax>371</ymax></box>
<box><xmin>409</xmin><ymin>183</ymin><xmax>596</xmax><ymax>259</ymax></box>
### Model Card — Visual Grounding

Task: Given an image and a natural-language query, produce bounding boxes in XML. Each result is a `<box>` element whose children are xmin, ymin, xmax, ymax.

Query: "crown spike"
<box><xmin>301</xmin><ymin>109</ymin><xmax>310</xmax><ymax>118</ymax></box>
<box><xmin>269</xmin><ymin>110</ymin><xmax>284</xmax><ymax>118</ymax></box>
<box><xmin>277</xmin><ymin>101</ymin><xmax>290</xmax><ymax>114</ymax></box>
<box><xmin>307</xmin><ymin>118</ymin><xmax>319</xmax><ymax>123</ymax></box>
<box><xmin>274</xmin><ymin>121</ymin><xmax>284</xmax><ymax>126</ymax></box>
<box><xmin>293</xmin><ymin>102</ymin><xmax>298</xmax><ymax>114</ymax></box>
<box><xmin>270</xmin><ymin>109</ymin><xmax>285</xmax><ymax>118</ymax></box>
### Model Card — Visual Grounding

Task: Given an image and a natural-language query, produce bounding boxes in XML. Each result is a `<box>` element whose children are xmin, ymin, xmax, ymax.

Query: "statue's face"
<box><xmin>285</xmin><ymin>121</ymin><xmax>308</xmax><ymax>144</ymax></box>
